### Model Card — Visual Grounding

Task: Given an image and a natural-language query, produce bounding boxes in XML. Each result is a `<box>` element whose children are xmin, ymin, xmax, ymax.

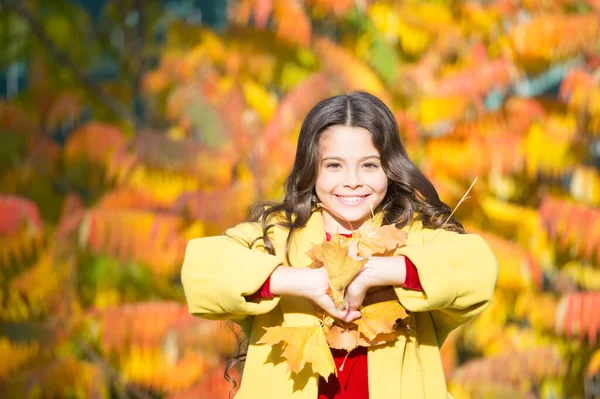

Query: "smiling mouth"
<box><xmin>334</xmin><ymin>194</ymin><xmax>370</xmax><ymax>205</ymax></box>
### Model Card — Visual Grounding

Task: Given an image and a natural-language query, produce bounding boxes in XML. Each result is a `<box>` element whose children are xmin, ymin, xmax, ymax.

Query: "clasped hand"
<box><xmin>303</xmin><ymin>256</ymin><xmax>405</xmax><ymax>323</ymax></box>
<box><xmin>270</xmin><ymin>256</ymin><xmax>405</xmax><ymax>323</ymax></box>
<box><xmin>302</xmin><ymin>266</ymin><xmax>367</xmax><ymax>323</ymax></box>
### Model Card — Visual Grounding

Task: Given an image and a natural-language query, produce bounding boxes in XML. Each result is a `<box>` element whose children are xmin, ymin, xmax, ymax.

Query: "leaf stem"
<box><xmin>339</xmin><ymin>349</ymin><xmax>353</xmax><ymax>371</ymax></box>
<box><xmin>440</xmin><ymin>177</ymin><xmax>478</xmax><ymax>231</ymax></box>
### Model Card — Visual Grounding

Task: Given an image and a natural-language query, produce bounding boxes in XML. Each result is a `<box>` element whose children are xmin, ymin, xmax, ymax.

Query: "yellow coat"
<box><xmin>181</xmin><ymin>210</ymin><xmax>498</xmax><ymax>398</ymax></box>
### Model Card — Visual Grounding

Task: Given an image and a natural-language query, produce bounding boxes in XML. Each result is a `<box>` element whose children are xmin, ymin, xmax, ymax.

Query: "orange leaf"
<box><xmin>324</xmin><ymin>322</ymin><xmax>402</xmax><ymax>351</ymax></box>
<box><xmin>257</xmin><ymin>326</ymin><xmax>336</xmax><ymax>378</ymax></box>
<box><xmin>354</xmin><ymin>301</ymin><xmax>408</xmax><ymax>340</ymax></box>
<box><xmin>273</xmin><ymin>0</ymin><xmax>311</xmax><ymax>47</ymax></box>
<box><xmin>324</xmin><ymin>324</ymin><xmax>363</xmax><ymax>351</ymax></box>
<box><xmin>355</xmin><ymin>223</ymin><xmax>408</xmax><ymax>257</ymax></box>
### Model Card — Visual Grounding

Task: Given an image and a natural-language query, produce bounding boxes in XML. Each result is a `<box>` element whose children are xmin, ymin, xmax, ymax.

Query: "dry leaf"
<box><xmin>324</xmin><ymin>324</ymin><xmax>365</xmax><ymax>351</ymax></box>
<box><xmin>355</xmin><ymin>301</ymin><xmax>409</xmax><ymax>340</ymax></box>
<box><xmin>257</xmin><ymin>326</ymin><xmax>336</xmax><ymax>378</ymax></box>
<box><xmin>322</xmin><ymin>311</ymin><xmax>404</xmax><ymax>349</ymax></box>
<box><xmin>319</xmin><ymin>241</ymin><xmax>368</xmax><ymax>308</ymax></box>
<box><xmin>356</xmin><ymin>223</ymin><xmax>408</xmax><ymax>257</ymax></box>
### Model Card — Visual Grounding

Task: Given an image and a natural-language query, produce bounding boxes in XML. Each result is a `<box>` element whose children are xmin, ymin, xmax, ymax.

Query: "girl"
<box><xmin>181</xmin><ymin>91</ymin><xmax>498</xmax><ymax>398</ymax></box>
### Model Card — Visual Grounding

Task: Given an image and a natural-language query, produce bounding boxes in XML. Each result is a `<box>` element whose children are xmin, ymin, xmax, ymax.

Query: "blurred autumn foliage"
<box><xmin>1</xmin><ymin>0</ymin><xmax>600</xmax><ymax>398</ymax></box>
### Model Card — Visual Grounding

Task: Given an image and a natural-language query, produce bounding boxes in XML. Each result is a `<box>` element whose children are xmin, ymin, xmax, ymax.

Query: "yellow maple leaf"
<box><xmin>356</xmin><ymin>222</ymin><xmax>408</xmax><ymax>257</ymax></box>
<box><xmin>257</xmin><ymin>326</ymin><xmax>336</xmax><ymax>378</ymax></box>
<box><xmin>319</xmin><ymin>241</ymin><xmax>368</xmax><ymax>308</ymax></box>
<box><xmin>355</xmin><ymin>301</ymin><xmax>409</xmax><ymax>340</ymax></box>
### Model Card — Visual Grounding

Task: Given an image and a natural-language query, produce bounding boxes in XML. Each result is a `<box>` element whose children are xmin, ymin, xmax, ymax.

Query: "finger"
<box><xmin>313</xmin><ymin>297</ymin><xmax>343</xmax><ymax>318</ymax></box>
<box><xmin>346</xmin><ymin>292</ymin><xmax>366</xmax><ymax>312</ymax></box>
<box><xmin>341</xmin><ymin>310</ymin><xmax>362</xmax><ymax>323</ymax></box>
<box><xmin>319</xmin><ymin>300</ymin><xmax>354</xmax><ymax>322</ymax></box>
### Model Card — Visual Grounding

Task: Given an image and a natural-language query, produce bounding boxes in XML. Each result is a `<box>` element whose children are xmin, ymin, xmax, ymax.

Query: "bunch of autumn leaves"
<box><xmin>258</xmin><ymin>221</ymin><xmax>411</xmax><ymax>378</ymax></box>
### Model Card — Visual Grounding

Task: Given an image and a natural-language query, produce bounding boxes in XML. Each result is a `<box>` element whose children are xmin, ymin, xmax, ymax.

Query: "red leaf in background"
<box><xmin>558</xmin><ymin>293</ymin><xmax>600</xmax><ymax>345</ymax></box>
<box><xmin>434</xmin><ymin>59</ymin><xmax>512</xmax><ymax>97</ymax></box>
<box><xmin>0</xmin><ymin>195</ymin><xmax>44</xmax><ymax>235</ymax></box>
<box><xmin>255</xmin><ymin>0</ymin><xmax>274</xmax><ymax>28</ymax></box>
<box><xmin>582</xmin><ymin>210</ymin><xmax>600</xmax><ymax>260</ymax></box>
<box><xmin>539</xmin><ymin>197</ymin><xmax>600</xmax><ymax>266</ymax></box>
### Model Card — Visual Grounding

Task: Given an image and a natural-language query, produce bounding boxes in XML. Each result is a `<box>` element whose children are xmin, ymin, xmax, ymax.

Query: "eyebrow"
<box><xmin>321</xmin><ymin>155</ymin><xmax>381</xmax><ymax>162</ymax></box>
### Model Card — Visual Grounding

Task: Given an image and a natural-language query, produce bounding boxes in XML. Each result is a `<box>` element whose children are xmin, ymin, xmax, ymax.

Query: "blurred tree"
<box><xmin>1</xmin><ymin>0</ymin><xmax>600</xmax><ymax>398</ymax></box>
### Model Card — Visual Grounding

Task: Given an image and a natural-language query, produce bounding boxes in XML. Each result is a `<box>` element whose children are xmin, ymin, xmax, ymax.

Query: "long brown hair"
<box><xmin>255</xmin><ymin>91</ymin><xmax>464</xmax><ymax>259</ymax></box>
<box><xmin>225</xmin><ymin>91</ymin><xmax>466</xmax><ymax>390</ymax></box>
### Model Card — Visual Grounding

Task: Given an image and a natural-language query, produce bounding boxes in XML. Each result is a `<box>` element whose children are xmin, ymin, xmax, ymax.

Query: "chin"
<box><xmin>331</xmin><ymin>210</ymin><xmax>371</xmax><ymax>227</ymax></box>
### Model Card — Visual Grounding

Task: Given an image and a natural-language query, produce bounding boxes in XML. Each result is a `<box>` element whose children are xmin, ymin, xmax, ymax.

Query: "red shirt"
<box><xmin>246</xmin><ymin>232</ymin><xmax>423</xmax><ymax>398</ymax></box>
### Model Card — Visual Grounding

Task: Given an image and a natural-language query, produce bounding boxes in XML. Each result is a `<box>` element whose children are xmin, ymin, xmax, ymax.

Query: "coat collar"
<box><xmin>285</xmin><ymin>208</ymin><xmax>386</xmax><ymax>267</ymax></box>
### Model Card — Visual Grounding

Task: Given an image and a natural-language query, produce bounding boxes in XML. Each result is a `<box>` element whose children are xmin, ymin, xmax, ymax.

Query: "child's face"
<box><xmin>315</xmin><ymin>125</ymin><xmax>388</xmax><ymax>233</ymax></box>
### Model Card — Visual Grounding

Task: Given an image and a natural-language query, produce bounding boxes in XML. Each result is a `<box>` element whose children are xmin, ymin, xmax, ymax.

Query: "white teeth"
<box><xmin>337</xmin><ymin>196</ymin><xmax>365</xmax><ymax>203</ymax></box>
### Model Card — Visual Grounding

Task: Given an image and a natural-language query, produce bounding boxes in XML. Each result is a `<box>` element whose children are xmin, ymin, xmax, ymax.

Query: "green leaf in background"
<box><xmin>185</xmin><ymin>101</ymin><xmax>227</xmax><ymax>148</ymax></box>
<box><xmin>368</xmin><ymin>34</ymin><xmax>399</xmax><ymax>85</ymax></box>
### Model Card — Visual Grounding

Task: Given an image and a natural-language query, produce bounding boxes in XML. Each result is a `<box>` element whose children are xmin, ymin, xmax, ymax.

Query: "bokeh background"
<box><xmin>1</xmin><ymin>0</ymin><xmax>600</xmax><ymax>398</ymax></box>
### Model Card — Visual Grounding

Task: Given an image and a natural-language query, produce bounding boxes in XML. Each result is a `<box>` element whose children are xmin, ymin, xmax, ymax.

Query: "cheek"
<box><xmin>375</xmin><ymin>173</ymin><xmax>389</xmax><ymax>195</ymax></box>
<box><xmin>315</xmin><ymin>171</ymin><xmax>337</xmax><ymax>192</ymax></box>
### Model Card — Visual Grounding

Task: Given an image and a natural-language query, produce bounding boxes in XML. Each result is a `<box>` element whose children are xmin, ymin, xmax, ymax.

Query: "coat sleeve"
<box><xmin>393</xmin><ymin>225</ymin><xmax>498</xmax><ymax>342</ymax></box>
<box><xmin>180</xmin><ymin>222</ymin><xmax>282</xmax><ymax>322</ymax></box>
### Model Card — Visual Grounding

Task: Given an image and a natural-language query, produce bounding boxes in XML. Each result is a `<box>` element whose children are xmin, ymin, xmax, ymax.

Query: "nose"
<box><xmin>343</xmin><ymin>169</ymin><xmax>363</xmax><ymax>189</ymax></box>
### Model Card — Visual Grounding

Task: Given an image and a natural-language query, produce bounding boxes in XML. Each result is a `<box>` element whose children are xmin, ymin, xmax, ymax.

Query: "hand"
<box><xmin>345</xmin><ymin>266</ymin><xmax>370</xmax><ymax>313</ymax></box>
<box><xmin>303</xmin><ymin>267</ymin><xmax>362</xmax><ymax>323</ymax></box>
<box><xmin>345</xmin><ymin>256</ymin><xmax>408</xmax><ymax>312</ymax></box>
<box><xmin>270</xmin><ymin>266</ymin><xmax>361</xmax><ymax>323</ymax></box>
